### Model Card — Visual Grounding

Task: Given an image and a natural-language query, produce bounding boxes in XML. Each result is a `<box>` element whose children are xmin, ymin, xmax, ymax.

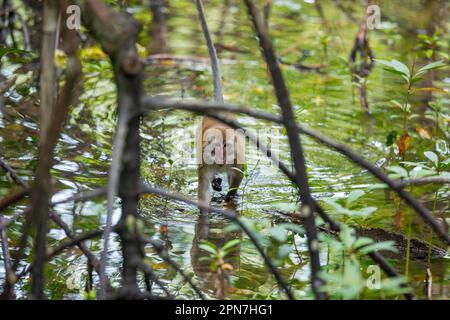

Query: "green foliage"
<box><xmin>83</xmin><ymin>290</ymin><xmax>96</xmax><ymax>300</ymax></box>
<box><xmin>375</xmin><ymin>58</ymin><xmax>447</xmax><ymax>87</ymax></box>
<box><xmin>416</xmin><ymin>32</ymin><xmax>449</xmax><ymax>61</ymax></box>
<box><xmin>199</xmin><ymin>239</ymin><xmax>240</xmax><ymax>272</ymax></box>
<box><xmin>319</xmin><ymin>226</ymin><xmax>405</xmax><ymax>299</ymax></box>
<box><xmin>0</xmin><ymin>46</ymin><xmax>33</xmax><ymax>63</ymax></box>
<box><xmin>323</xmin><ymin>190</ymin><xmax>378</xmax><ymax>218</ymax></box>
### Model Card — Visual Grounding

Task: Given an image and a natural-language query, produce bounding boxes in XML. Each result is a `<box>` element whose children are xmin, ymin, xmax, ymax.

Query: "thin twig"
<box><xmin>195</xmin><ymin>0</ymin><xmax>224</xmax><ymax>104</ymax></box>
<box><xmin>100</xmin><ymin>114</ymin><xmax>129</xmax><ymax>298</ymax></box>
<box><xmin>0</xmin><ymin>215</ymin><xmax>15</xmax><ymax>299</ymax></box>
<box><xmin>0</xmin><ymin>158</ymin><xmax>27</xmax><ymax>186</ymax></box>
<box><xmin>138</xmin><ymin>261</ymin><xmax>173</xmax><ymax>299</ymax></box>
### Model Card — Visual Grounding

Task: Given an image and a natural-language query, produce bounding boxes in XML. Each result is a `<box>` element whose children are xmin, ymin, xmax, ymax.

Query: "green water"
<box><xmin>0</xmin><ymin>0</ymin><xmax>449</xmax><ymax>299</ymax></box>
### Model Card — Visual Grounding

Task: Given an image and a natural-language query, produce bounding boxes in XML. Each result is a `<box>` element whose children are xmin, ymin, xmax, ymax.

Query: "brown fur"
<box><xmin>196</xmin><ymin>114</ymin><xmax>245</xmax><ymax>210</ymax></box>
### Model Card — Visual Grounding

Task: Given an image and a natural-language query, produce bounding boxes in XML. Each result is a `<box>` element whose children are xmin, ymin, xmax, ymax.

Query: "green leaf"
<box><xmin>198</xmin><ymin>244</ymin><xmax>217</xmax><ymax>255</ymax></box>
<box><xmin>380</xmin><ymin>277</ymin><xmax>411</xmax><ymax>295</ymax></box>
<box><xmin>386</xmin><ymin>166</ymin><xmax>409</xmax><ymax>179</ymax></box>
<box><xmin>199</xmin><ymin>241</ymin><xmax>218</xmax><ymax>255</ymax></box>
<box><xmin>323</xmin><ymin>198</ymin><xmax>350</xmax><ymax>215</ymax></box>
<box><xmin>271</xmin><ymin>202</ymin><xmax>298</xmax><ymax>212</ymax></box>
<box><xmin>435</xmin><ymin>140</ymin><xmax>448</xmax><ymax>156</ymax></box>
<box><xmin>268</xmin><ymin>226</ymin><xmax>288</xmax><ymax>243</ymax></box>
<box><xmin>347</xmin><ymin>190</ymin><xmax>365</xmax><ymax>205</ymax></box>
<box><xmin>358</xmin><ymin>241</ymin><xmax>398</xmax><ymax>254</ymax></box>
<box><xmin>0</xmin><ymin>46</ymin><xmax>27</xmax><ymax>61</ymax></box>
<box><xmin>366</xmin><ymin>183</ymin><xmax>388</xmax><ymax>190</ymax></box>
<box><xmin>386</xmin><ymin>131</ymin><xmax>397</xmax><ymax>147</ymax></box>
<box><xmin>415</xmin><ymin>60</ymin><xmax>446</xmax><ymax>76</ymax></box>
<box><xmin>375</xmin><ymin>59</ymin><xmax>410</xmax><ymax>78</ymax></box>
<box><xmin>355</xmin><ymin>206</ymin><xmax>378</xmax><ymax>217</ymax></box>
<box><xmin>277</xmin><ymin>223</ymin><xmax>305</xmax><ymax>235</ymax></box>
<box><xmin>391</xmin><ymin>60</ymin><xmax>411</xmax><ymax>77</ymax></box>
<box><xmin>222</xmin><ymin>239</ymin><xmax>240</xmax><ymax>251</ymax></box>
<box><xmin>339</xmin><ymin>226</ymin><xmax>357</xmax><ymax>249</ymax></box>
<box><xmin>424</xmin><ymin>151</ymin><xmax>439</xmax><ymax>166</ymax></box>
<box><xmin>278</xmin><ymin>243</ymin><xmax>292</xmax><ymax>259</ymax></box>
<box><xmin>410</xmin><ymin>75</ymin><xmax>423</xmax><ymax>85</ymax></box>
<box><xmin>409</xmin><ymin>168</ymin><xmax>437</xmax><ymax>179</ymax></box>
<box><xmin>353</xmin><ymin>237</ymin><xmax>374</xmax><ymax>250</ymax></box>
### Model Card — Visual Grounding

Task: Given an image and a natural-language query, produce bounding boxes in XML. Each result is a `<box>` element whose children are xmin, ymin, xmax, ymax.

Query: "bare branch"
<box><xmin>396</xmin><ymin>177</ymin><xmax>450</xmax><ymax>188</ymax></box>
<box><xmin>0</xmin><ymin>158</ymin><xmax>27</xmax><ymax>187</ymax></box>
<box><xmin>138</xmin><ymin>261</ymin><xmax>173</xmax><ymax>299</ymax></box>
<box><xmin>0</xmin><ymin>215</ymin><xmax>15</xmax><ymax>299</ymax></box>
<box><xmin>0</xmin><ymin>187</ymin><xmax>29</xmax><ymax>212</ymax></box>
<box><xmin>195</xmin><ymin>0</ymin><xmax>224</xmax><ymax>104</ymax></box>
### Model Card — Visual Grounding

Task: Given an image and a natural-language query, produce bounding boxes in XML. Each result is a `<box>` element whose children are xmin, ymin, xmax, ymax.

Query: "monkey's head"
<box><xmin>202</xmin><ymin>127</ymin><xmax>239</xmax><ymax>165</ymax></box>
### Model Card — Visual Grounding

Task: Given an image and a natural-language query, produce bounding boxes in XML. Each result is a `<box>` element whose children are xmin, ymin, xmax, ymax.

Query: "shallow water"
<box><xmin>0</xmin><ymin>0</ymin><xmax>449</xmax><ymax>299</ymax></box>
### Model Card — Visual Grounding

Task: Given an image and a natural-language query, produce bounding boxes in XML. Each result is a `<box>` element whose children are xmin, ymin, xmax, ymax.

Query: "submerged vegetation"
<box><xmin>0</xmin><ymin>0</ymin><xmax>449</xmax><ymax>300</ymax></box>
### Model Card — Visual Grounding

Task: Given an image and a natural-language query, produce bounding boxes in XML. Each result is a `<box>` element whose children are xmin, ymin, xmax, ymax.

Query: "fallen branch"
<box><xmin>279</xmin><ymin>58</ymin><xmax>327</xmax><ymax>74</ymax></box>
<box><xmin>396</xmin><ymin>177</ymin><xmax>450</xmax><ymax>188</ymax></box>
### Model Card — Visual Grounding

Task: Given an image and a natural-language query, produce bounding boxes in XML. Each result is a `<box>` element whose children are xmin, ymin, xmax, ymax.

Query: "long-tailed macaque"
<box><xmin>196</xmin><ymin>114</ymin><xmax>245</xmax><ymax>209</ymax></box>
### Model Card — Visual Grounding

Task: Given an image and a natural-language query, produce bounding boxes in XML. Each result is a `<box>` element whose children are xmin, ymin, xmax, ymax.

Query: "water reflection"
<box><xmin>191</xmin><ymin>209</ymin><xmax>242</xmax><ymax>299</ymax></box>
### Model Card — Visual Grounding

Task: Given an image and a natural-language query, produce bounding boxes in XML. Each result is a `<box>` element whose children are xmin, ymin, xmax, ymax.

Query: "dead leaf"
<box><xmin>222</xmin><ymin>263</ymin><xmax>234</xmax><ymax>271</ymax></box>
<box><xmin>159</xmin><ymin>225</ymin><xmax>169</xmax><ymax>234</ymax></box>
<box><xmin>396</xmin><ymin>133</ymin><xmax>410</xmax><ymax>157</ymax></box>
<box><xmin>394</xmin><ymin>209</ymin><xmax>404</xmax><ymax>230</ymax></box>
<box><xmin>152</xmin><ymin>262</ymin><xmax>169</xmax><ymax>270</ymax></box>
<box><xmin>416</xmin><ymin>127</ymin><xmax>432</xmax><ymax>139</ymax></box>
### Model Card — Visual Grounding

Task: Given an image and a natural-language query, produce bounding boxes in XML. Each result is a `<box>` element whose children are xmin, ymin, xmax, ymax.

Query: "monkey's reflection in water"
<box><xmin>191</xmin><ymin>208</ymin><xmax>242</xmax><ymax>299</ymax></box>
